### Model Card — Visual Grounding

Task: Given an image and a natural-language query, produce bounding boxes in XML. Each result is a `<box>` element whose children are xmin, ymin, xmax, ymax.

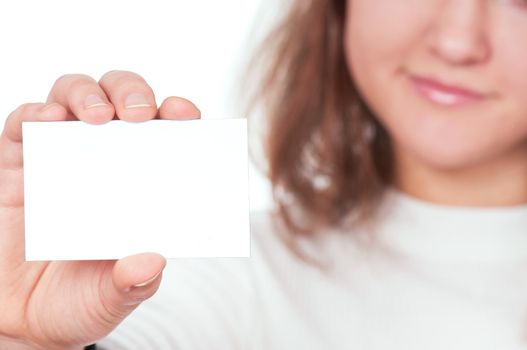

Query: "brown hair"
<box><xmin>240</xmin><ymin>0</ymin><xmax>394</xmax><ymax>257</ymax></box>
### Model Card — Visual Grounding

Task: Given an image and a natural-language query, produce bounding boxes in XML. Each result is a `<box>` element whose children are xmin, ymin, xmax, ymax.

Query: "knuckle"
<box><xmin>53</xmin><ymin>73</ymin><xmax>71</xmax><ymax>86</ymax></box>
<box><xmin>52</xmin><ymin>73</ymin><xmax>97</xmax><ymax>92</ymax></box>
<box><xmin>9</xmin><ymin>103</ymin><xmax>42</xmax><ymax>118</ymax></box>
<box><xmin>68</xmin><ymin>77</ymin><xmax>97</xmax><ymax>91</ymax></box>
<box><xmin>100</xmin><ymin>70</ymin><xmax>146</xmax><ymax>85</ymax></box>
<box><xmin>101</xmin><ymin>69</ymin><xmax>124</xmax><ymax>79</ymax></box>
<box><xmin>3</xmin><ymin>103</ymin><xmax>42</xmax><ymax>132</ymax></box>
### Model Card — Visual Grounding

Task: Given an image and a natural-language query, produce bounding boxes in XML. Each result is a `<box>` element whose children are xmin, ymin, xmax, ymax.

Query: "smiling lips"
<box><xmin>409</xmin><ymin>75</ymin><xmax>488</xmax><ymax>106</ymax></box>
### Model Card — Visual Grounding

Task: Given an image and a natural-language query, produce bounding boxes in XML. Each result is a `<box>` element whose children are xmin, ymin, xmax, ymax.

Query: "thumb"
<box><xmin>99</xmin><ymin>253</ymin><xmax>166</xmax><ymax>323</ymax></box>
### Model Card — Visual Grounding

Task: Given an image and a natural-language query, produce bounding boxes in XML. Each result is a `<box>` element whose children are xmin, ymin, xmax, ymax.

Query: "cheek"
<box><xmin>344</xmin><ymin>1</ymin><xmax>424</xmax><ymax>67</ymax></box>
<box><xmin>492</xmin><ymin>22</ymin><xmax>527</xmax><ymax>119</ymax></box>
<box><xmin>343</xmin><ymin>0</ymin><xmax>433</xmax><ymax>154</ymax></box>
<box><xmin>469</xmin><ymin>17</ymin><xmax>527</xmax><ymax>160</ymax></box>
<box><xmin>343</xmin><ymin>0</ymin><xmax>435</xmax><ymax>117</ymax></box>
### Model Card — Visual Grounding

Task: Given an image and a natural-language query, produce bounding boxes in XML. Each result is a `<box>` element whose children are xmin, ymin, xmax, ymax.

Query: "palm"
<box><xmin>0</xmin><ymin>70</ymin><xmax>199</xmax><ymax>348</ymax></box>
<box><xmin>0</xmin><ymin>152</ymin><xmax>119</xmax><ymax>346</ymax></box>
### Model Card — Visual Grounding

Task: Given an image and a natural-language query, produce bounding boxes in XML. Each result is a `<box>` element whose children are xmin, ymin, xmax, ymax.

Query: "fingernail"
<box><xmin>128</xmin><ymin>270</ymin><xmax>162</xmax><ymax>291</ymax></box>
<box><xmin>84</xmin><ymin>94</ymin><xmax>109</xmax><ymax>109</ymax></box>
<box><xmin>125</xmin><ymin>93</ymin><xmax>151</xmax><ymax>109</ymax></box>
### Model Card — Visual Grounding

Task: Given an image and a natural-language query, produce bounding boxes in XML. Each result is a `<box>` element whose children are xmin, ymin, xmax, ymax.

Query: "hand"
<box><xmin>0</xmin><ymin>70</ymin><xmax>201</xmax><ymax>349</ymax></box>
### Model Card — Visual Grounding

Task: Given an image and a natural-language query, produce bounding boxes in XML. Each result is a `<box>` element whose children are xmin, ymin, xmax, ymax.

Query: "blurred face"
<box><xmin>344</xmin><ymin>0</ymin><xmax>527</xmax><ymax>171</ymax></box>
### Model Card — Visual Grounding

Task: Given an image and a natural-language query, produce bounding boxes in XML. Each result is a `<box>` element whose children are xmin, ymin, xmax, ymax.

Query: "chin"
<box><xmin>393</xmin><ymin>130</ymin><xmax>495</xmax><ymax>172</ymax></box>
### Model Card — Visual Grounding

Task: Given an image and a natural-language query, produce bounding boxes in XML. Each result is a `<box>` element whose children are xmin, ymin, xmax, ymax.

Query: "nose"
<box><xmin>426</xmin><ymin>0</ymin><xmax>491</xmax><ymax>65</ymax></box>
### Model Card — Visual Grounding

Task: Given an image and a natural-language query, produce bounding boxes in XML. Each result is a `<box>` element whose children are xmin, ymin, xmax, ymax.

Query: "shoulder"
<box><xmin>249</xmin><ymin>209</ymin><xmax>301</xmax><ymax>265</ymax></box>
<box><xmin>250</xmin><ymin>209</ymin><xmax>277</xmax><ymax>238</ymax></box>
<box><xmin>249</xmin><ymin>209</ymin><xmax>282</xmax><ymax>252</ymax></box>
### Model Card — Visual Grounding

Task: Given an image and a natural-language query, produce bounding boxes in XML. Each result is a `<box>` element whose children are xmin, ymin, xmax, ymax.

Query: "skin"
<box><xmin>3</xmin><ymin>0</ymin><xmax>527</xmax><ymax>348</ymax></box>
<box><xmin>344</xmin><ymin>0</ymin><xmax>527</xmax><ymax>206</ymax></box>
<box><xmin>0</xmin><ymin>70</ymin><xmax>201</xmax><ymax>349</ymax></box>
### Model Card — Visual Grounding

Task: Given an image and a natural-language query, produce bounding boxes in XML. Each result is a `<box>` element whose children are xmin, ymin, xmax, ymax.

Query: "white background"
<box><xmin>0</xmin><ymin>0</ymin><xmax>282</xmax><ymax>211</ymax></box>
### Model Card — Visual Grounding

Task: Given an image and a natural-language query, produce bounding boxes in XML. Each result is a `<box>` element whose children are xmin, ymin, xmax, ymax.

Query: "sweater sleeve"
<box><xmin>94</xmin><ymin>257</ymin><xmax>254</xmax><ymax>350</ymax></box>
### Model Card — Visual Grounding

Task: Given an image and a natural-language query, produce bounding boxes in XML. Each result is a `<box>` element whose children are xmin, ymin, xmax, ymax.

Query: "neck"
<box><xmin>392</xmin><ymin>143</ymin><xmax>527</xmax><ymax>207</ymax></box>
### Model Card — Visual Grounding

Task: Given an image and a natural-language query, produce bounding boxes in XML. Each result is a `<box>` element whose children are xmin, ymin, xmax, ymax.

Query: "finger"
<box><xmin>1</xmin><ymin>102</ymin><xmax>68</xmax><ymax>145</ymax></box>
<box><xmin>98</xmin><ymin>253</ymin><xmax>166</xmax><ymax>323</ymax></box>
<box><xmin>157</xmin><ymin>96</ymin><xmax>201</xmax><ymax>120</ymax></box>
<box><xmin>0</xmin><ymin>103</ymin><xmax>69</xmax><ymax>204</ymax></box>
<box><xmin>98</xmin><ymin>70</ymin><xmax>157</xmax><ymax>123</ymax></box>
<box><xmin>46</xmin><ymin>74</ymin><xmax>115</xmax><ymax>125</ymax></box>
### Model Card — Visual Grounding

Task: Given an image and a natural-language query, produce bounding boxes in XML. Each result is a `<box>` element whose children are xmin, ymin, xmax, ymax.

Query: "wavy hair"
<box><xmin>240</xmin><ymin>0</ymin><xmax>394</xmax><ymax>259</ymax></box>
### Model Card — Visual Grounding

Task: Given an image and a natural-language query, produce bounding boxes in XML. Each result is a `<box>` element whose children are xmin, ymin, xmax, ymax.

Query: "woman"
<box><xmin>2</xmin><ymin>0</ymin><xmax>527</xmax><ymax>348</ymax></box>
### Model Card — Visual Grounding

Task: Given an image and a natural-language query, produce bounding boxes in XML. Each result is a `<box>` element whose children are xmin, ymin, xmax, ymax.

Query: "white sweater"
<box><xmin>97</xmin><ymin>187</ymin><xmax>527</xmax><ymax>349</ymax></box>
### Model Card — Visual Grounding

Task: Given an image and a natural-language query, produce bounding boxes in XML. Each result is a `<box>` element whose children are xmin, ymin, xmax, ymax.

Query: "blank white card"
<box><xmin>22</xmin><ymin>118</ymin><xmax>250</xmax><ymax>261</ymax></box>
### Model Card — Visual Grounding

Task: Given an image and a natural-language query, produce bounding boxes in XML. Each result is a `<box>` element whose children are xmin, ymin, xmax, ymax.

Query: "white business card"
<box><xmin>22</xmin><ymin>118</ymin><xmax>250</xmax><ymax>261</ymax></box>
